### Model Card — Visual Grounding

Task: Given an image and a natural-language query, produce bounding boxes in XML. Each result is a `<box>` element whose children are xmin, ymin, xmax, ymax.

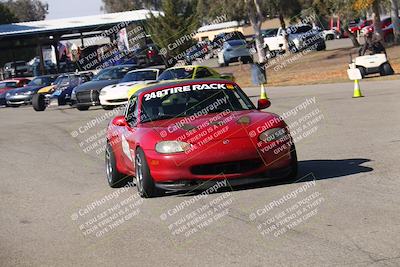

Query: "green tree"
<box><xmin>146</xmin><ymin>0</ymin><xmax>200</xmax><ymax>66</ymax></box>
<box><xmin>5</xmin><ymin>0</ymin><xmax>48</xmax><ymax>22</ymax></box>
<box><xmin>0</xmin><ymin>2</ymin><xmax>18</xmax><ymax>24</ymax></box>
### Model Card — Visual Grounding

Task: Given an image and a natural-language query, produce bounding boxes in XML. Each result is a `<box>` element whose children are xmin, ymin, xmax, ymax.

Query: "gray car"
<box><xmin>217</xmin><ymin>40</ymin><xmax>253</xmax><ymax>67</ymax></box>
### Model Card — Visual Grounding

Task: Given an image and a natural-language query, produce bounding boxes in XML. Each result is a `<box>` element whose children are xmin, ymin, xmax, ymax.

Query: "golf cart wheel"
<box><xmin>135</xmin><ymin>147</ymin><xmax>161</xmax><ymax>198</ymax></box>
<box><xmin>357</xmin><ymin>67</ymin><xmax>366</xmax><ymax>78</ymax></box>
<box><xmin>77</xmin><ymin>106</ymin><xmax>90</xmax><ymax>111</ymax></box>
<box><xmin>102</xmin><ymin>105</ymin><xmax>114</xmax><ymax>110</ymax></box>
<box><xmin>380</xmin><ymin>63</ymin><xmax>394</xmax><ymax>76</ymax></box>
<box><xmin>32</xmin><ymin>94</ymin><xmax>46</xmax><ymax>112</ymax></box>
<box><xmin>105</xmin><ymin>142</ymin><xmax>131</xmax><ymax>188</ymax></box>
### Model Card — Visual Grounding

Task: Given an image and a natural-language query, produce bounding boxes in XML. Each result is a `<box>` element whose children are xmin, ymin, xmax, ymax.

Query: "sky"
<box><xmin>45</xmin><ymin>0</ymin><xmax>103</xmax><ymax>20</ymax></box>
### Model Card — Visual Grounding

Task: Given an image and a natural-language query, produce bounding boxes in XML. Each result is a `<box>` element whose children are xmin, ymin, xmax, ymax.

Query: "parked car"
<box><xmin>100</xmin><ymin>68</ymin><xmax>163</xmax><ymax>109</ymax></box>
<box><xmin>361</xmin><ymin>17</ymin><xmax>393</xmax><ymax>35</ymax></box>
<box><xmin>32</xmin><ymin>73</ymin><xmax>92</xmax><ymax>111</ymax></box>
<box><xmin>185</xmin><ymin>42</ymin><xmax>209</xmax><ymax>65</ymax></box>
<box><xmin>3</xmin><ymin>61</ymin><xmax>31</xmax><ymax>78</ymax></box>
<box><xmin>72</xmin><ymin>65</ymin><xmax>137</xmax><ymax>111</ymax></box>
<box><xmin>349</xmin><ymin>19</ymin><xmax>373</xmax><ymax>34</ymax></box>
<box><xmin>217</xmin><ymin>40</ymin><xmax>253</xmax><ymax>67</ymax></box>
<box><xmin>263</xmin><ymin>25</ymin><xmax>326</xmax><ymax>53</ymax></box>
<box><xmin>5</xmin><ymin>75</ymin><xmax>58</xmax><ymax>107</ymax></box>
<box><xmin>0</xmin><ymin>78</ymin><xmax>31</xmax><ymax>106</ymax></box>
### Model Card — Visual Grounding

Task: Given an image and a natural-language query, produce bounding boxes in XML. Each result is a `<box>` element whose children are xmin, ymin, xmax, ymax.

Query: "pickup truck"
<box><xmin>262</xmin><ymin>24</ymin><xmax>326</xmax><ymax>53</ymax></box>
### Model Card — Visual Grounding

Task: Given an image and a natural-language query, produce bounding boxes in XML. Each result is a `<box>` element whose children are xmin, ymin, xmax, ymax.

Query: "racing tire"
<box><xmin>135</xmin><ymin>147</ymin><xmax>162</xmax><ymax>198</ymax></box>
<box><xmin>102</xmin><ymin>105</ymin><xmax>114</xmax><ymax>110</ymax></box>
<box><xmin>287</xmin><ymin>144</ymin><xmax>298</xmax><ymax>179</ymax></box>
<box><xmin>32</xmin><ymin>94</ymin><xmax>47</xmax><ymax>112</ymax></box>
<box><xmin>357</xmin><ymin>67</ymin><xmax>366</xmax><ymax>78</ymax></box>
<box><xmin>105</xmin><ymin>142</ymin><xmax>131</xmax><ymax>188</ymax></box>
<box><xmin>380</xmin><ymin>63</ymin><xmax>394</xmax><ymax>76</ymax></box>
<box><xmin>77</xmin><ymin>106</ymin><xmax>90</xmax><ymax>111</ymax></box>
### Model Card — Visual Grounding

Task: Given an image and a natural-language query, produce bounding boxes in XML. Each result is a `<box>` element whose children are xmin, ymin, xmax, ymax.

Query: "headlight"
<box><xmin>71</xmin><ymin>90</ymin><xmax>76</xmax><ymax>100</ymax></box>
<box><xmin>6</xmin><ymin>92</ymin><xmax>10</xmax><ymax>97</ymax></box>
<box><xmin>155</xmin><ymin>141</ymin><xmax>191</xmax><ymax>154</ymax></box>
<box><xmin>100</xmin><ymin>90</ymin><xmax>107</xmax><ymax>96</ymax></box>
<box><xmin>23</xmin><ymin>91</ymin><xmax>34</xmax><ymax>95</ymax></box>
<box><xmin>259</xmin><ymin>128</ymin><xmax>287</xmax><ymax>142</ymax></box>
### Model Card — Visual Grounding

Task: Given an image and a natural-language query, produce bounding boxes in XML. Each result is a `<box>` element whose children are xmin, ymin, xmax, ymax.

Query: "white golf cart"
<box><xmin>352</xmin><ymin>53</ymin><xmax>394</xmax><ymax>78</ymax></box>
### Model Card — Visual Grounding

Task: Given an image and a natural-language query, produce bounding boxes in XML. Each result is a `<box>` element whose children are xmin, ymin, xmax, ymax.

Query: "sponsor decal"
<box><xmin>143</xmin><ymin>83</ymin><xmax>232</xmax><ymax>101</ymax></box>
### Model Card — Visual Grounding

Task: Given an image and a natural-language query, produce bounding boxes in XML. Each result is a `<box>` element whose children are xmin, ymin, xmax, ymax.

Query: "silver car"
<box><xmin>218</xmin><ymin>40</ymin><xmax>253</xmax><ymax>67</ymax></box>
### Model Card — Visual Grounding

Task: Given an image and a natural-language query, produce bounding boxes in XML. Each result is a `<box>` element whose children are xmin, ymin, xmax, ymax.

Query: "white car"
<box><xmin>99</xmin><ymin>68</ymin><xmax>162</xmax><ymax>109</ymax></box>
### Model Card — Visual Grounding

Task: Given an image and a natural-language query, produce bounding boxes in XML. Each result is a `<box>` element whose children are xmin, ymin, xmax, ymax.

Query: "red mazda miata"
<box><xmin>105</xmin><ymin>80</ymin><xmax>298</xmax><ymax>197</ymax></box>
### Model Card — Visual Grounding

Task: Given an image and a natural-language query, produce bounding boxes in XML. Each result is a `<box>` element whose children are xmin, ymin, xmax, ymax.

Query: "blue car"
<box><xmin>32</xmin><ymin>73</ymin><xmax>92</xmax><ymax>111</ymax></box>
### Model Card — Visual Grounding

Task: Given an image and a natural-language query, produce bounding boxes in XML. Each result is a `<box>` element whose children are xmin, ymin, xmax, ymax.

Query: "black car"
<box><xmin>3</xmin><ymin>61</ymin><xmax>31</xmax><ymax>78</ymax></box>
<box><xmin>5</xmin><ymin>75</ymin><xmax>58</xmax><ymax>107</ymax></box>
<box><xmin>72</xmin><ymin>65</ymin><xmax>137</xmax><ymax>111</ymax></box>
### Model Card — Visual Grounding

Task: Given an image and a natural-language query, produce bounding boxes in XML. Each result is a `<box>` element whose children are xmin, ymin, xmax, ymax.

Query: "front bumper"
<box><xmin>75</xmin><ymin>90</ymin><xmax>100</xmax><ymax>106</ymax></box>
<box><xmin>6</xmin><ymin>94</ymin><xmax>32</xmax><ymax>105</ymax></box>
<box><xmin>144</xmin><ymin>137</ymin><xmax>293</xmax><ymax>187</ymax></box>
<box><xmin>99</xmin><ymin>94</ymin><xmax>128</xmax><ymax>106</ymax></box>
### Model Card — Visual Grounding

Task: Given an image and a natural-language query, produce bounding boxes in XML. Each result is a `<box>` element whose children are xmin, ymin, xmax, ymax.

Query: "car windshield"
<box><xmin>121</xmin><ymin>70</ymin><xmax>158</xmax><ymax>82</ymax></box>
<box><xmin>139</xmin><ymin>83</ymin><xmax>255</xmax><ymax>123</ymax></box>
<box><xmin>157</xmin><ymin>68</ymin><xmax>195</xmax><ymax>81</ymax></box>
<box><xmin>0</xmin><ymin>82</ymin><xmax>17</xmax><ymax>88</ymax></box>
<box><xmin>93</xmin><ymin>67</ymin><xmax>132</xmax><ymax>81</ymax></box>
<box><xmin>227</xmin><ymin>40</ymin><xmax>246</xmax><ymax>46</ymax></box>
<box><xmin>294</xmin><ymin>25</ymin><xmax>313</xmax><ymax>33</ymax></box>
<box><xmin>262</xmin><ymin>29</ymin><xmax>278</xmax><ymax>37</ymax></box>
<box><xmin>27</xmin><ymin>77</ymin><xmax>52</xmax><ymax>86</ymax></box>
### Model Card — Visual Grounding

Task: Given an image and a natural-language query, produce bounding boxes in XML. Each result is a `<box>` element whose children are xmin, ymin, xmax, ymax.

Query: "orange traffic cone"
<box><xmin>353</xmin><ymin>79</ymin><xmax>364</xmax><ymax>98</ymax></box>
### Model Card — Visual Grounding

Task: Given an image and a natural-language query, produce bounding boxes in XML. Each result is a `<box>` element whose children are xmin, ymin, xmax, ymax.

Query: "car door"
<box><xmin>121</xmin><ymin>96</ymin><xmax>139</xmax><ymax>172</ymax></box>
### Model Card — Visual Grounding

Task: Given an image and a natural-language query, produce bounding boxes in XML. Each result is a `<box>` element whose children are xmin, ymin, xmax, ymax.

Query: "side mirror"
<box><xmin>112</xmin><ymin>116</ymin><xmax>128</xmax><ymax>127</ymax></box>
<box><xmin>257</xmin><ymin>99</ymin><xmax>271</xmax><ymax>110</ymax></box>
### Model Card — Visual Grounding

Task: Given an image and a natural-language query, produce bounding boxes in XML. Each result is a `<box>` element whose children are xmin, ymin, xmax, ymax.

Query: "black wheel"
<box><xmin>32</xmin><ymin>94</ymin><xmax>47</xmax><ymax>111</ymax></box>
<box><xmin>102</xmin><ymin>105</ymin><xmax>114</xmax><ymax>110</ymax></box>
<box><xmin>287</xmin><ymin>144</ymin><xmax>298</xmax><ymax>179</ymax></box>
<box><xmin>77</xmin><ymin>106</ymin><xmax>90</xmax><ymax>111</ymax></box>
<box><xmin>357</xmin><ymin>66</ymin><xmax>366</xmax><ymax>78</ymax></box>
<box><xmin>380</xmin><ymin>63</ymin><xmax>394</xmax><ymax>76</ymax></box>
<box><xmin>135</xmin><ymin>147</ymin><xmax>161</xmax><ymax>198</ymax></box>
<box><xmin>105</xmin><ymin>142</ymin><xmax>131</xmax><ymax>188</ymax></box>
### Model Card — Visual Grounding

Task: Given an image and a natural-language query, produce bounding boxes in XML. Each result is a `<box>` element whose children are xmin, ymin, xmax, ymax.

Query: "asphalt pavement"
<box><xmin>1</xmin><ymin>79</ymin><xmax>399</xmax><ymax>266</ymax></box>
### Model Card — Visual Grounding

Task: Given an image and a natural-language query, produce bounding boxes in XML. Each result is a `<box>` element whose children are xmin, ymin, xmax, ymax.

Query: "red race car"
<box><xmin>105</xmin><ymin>80</ymin><xmax>298</xmax><ymax>197</ymax></box>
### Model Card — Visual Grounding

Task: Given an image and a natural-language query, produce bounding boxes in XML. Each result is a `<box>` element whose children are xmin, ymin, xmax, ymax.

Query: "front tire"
<box><xmin>32</xmin><ymin>94</ymin><xmax>47</xmax><ymax>111</ymax></box>
<box><xmin>135</xmin><ymin>148</ymin><xmax>160</xmax><ymax>198</ymax></box>
<box><xmin>105</xmin><ymin>142</ymin><xmax>131</xmax><ymax>188</ymax></box>
<box><xmin>77</xmin><ymin>106</ymin><xmax>90</xmax><ymax>111</ymax></box>
<box><xmin>380</xmin><ymin>63</ymin><xmax>394</xmax><ymax>76</ymax></box>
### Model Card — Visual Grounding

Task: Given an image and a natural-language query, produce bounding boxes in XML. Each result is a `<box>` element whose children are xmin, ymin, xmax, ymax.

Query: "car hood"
<box><xmin>74</xmin><ymin>79</ymin><xmax>120</xmax><ymax>93</ymax></box>
<box><xmin>7</xmin><ymin>85</ymin><xmax>44</xmax><ymax>95</ymax></box>
<box><xmin>140</xmin><ymin>110</ymin><xmax>283</xmax><ymax>143</ymax></box>
<box><xmin>102</xmin><ymin>81</ymin><xmax>148</xmax><ymax>93</ymax></box>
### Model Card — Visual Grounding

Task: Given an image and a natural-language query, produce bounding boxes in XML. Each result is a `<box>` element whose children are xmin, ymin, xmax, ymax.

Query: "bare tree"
<box><xmin>246</xmin><ymin>0</ymin><xmax>267</xmax><ymax>63</ymax></box>
<box><xmin>372</xmin><ymin>0</ymin><xmax>383</xmax><ymax>40</ymax></box>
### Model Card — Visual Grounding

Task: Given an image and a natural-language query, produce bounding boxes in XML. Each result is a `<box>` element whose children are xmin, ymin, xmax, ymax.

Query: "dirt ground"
<box><xmin>216</xmin><ymin>45</ymin><xmax>400</xmax><ymax>87</ymax></box>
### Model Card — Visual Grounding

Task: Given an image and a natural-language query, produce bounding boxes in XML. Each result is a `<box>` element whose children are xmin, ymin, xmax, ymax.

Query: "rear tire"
<box><xmin>380</xmin><ymin>63</ymin><xmax>394</xmax><ymax>76</ymax></box>
<box><xmin>135</xmin><ymin>147</ymin><xmax>161</xmax><ymax>198</ymax></box>
<box><xmin>32</xmin><ymin>94</ymin><xmax>47</xmax><ymax>111</ymax></box>
<box><xmin>77</xmin><ymin>106</ymin><xmax>90</xmax><ymax>111</ymax></box>
<box><xmin>105</xmin><ymin>142</ymin><xmax>131</xmax><ymax>188</ymax></box>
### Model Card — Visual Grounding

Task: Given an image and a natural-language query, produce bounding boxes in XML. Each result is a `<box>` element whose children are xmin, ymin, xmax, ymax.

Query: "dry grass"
<box><xmin>216</xmin><ymin>45</ymin><xmax>400</xmax><ymax>87</ymax></box>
